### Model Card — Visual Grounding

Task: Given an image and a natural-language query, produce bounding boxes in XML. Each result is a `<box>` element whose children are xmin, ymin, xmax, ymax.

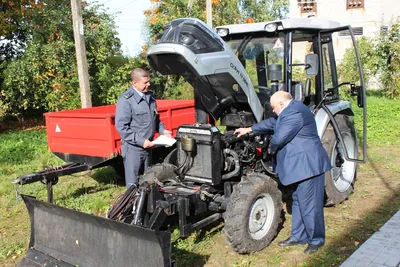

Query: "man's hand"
<box><xmin>143</xmin><ymin>139</ymin><xmax>154</xmax><ymax>148</ymax></box>
<box><xmin>234</xmin><ymin>127</ymin><xmax>252</xmax><ymax>137</ymax></box>
<box><xmin>163</xmin><ymin>130</ymin><xmax>172</xmax><ymax>138</ymax></box>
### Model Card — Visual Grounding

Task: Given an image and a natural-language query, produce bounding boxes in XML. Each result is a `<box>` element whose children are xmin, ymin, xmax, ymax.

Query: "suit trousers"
<box><xmin>122</xmin><ymin>144</ymin><xmax>151</xmax><ymax>188</ymax></box>
<box><xmin>290</xmin><ymin>173</ymin><xmax>325</xmax><ymax>246</ymax></box>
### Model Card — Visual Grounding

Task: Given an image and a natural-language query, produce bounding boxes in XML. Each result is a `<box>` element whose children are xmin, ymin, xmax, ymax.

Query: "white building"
<box><xmin>289</xmin><ymin>0</ymin><xmax>400</xmax><ymax>60</ymax></box>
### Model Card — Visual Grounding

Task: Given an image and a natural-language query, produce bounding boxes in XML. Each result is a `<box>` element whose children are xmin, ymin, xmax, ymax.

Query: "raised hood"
<box><xmin>147</xmin><ymin>18</ymin><xmax>263</xmax><ymax>123</ymax></box>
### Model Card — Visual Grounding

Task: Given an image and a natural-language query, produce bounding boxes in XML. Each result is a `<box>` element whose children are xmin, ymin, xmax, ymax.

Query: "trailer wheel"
<box><xmin>223</xmin><ymin>173</ymin><xmax>282</xmax><ymax>254</ymax></box>
<box><xmin>140</xmin><ymin>163</ymin><xmax>179</xmax><ymax>185</ymax></box>
<box><xmin>322</xmin><ymin>114</ymin><xmax>358</xmax><ymax>206</ymax></box>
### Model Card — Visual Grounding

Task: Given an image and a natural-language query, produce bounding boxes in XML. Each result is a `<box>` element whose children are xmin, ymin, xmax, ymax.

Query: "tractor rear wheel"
<box><xmin>322</xmin><ymin>114</ymin><xmax>358</xmax><ymax>206</ymax></box>
<box><xmin>223</xmin><ymin>173</ymin><xmax>282</xmax><ymax>254</ymax></box>
<box><xmin>139</xmin><ymin>163</ymin><xmax>179</xmax><ymax>185</ymax></box>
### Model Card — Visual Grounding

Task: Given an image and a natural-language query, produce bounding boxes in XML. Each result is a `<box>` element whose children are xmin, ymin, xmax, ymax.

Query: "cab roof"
<box><xmin>216</xmin><ymin>17</ymin><xmax>341</xmax><ymax>34</ymax></box>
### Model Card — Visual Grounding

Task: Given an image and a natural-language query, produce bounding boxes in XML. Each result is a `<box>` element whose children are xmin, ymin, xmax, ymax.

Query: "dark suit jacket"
<box><xmin>252</xmin><ymin>100</ymin><xmax>332</xmax><ymax>185</ymax></box>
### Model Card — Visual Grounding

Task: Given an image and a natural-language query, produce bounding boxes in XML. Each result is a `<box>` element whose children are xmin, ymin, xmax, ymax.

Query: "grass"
<box><xmin>0</xmin><ymin>95</ymin><xmax>399</xmax><ymax>266</ymax></box>
<box><xmin>0</xmin><ymin>125</ymin><xmax>125</xmax><ymax>265</ymax></box>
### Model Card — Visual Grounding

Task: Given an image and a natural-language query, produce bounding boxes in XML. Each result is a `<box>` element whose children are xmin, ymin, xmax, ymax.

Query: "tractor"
<box><xmin>17</xmin><ymin>17</ymin><xmax>366</xmax><ymax>267</ymax></box>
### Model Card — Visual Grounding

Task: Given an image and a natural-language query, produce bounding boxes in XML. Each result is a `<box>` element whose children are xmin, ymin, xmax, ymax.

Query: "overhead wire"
<box><xmin>112</xmin><ymin>0</ymin><xmax>139</xmax><ymax>12</ymax></box>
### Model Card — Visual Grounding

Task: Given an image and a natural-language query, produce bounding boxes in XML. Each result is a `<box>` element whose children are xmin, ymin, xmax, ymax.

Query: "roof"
<box><xmin>216</xmin><ymin>17</ymin><xmax>341</xmax><ymax>34</ymax></box>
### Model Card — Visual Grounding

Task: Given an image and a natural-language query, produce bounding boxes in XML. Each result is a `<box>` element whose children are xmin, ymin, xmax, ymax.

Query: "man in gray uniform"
<box><xmin>115</xmin><ymin>68</ymin><xmax>172</xmax><ymax>188</ymax></box>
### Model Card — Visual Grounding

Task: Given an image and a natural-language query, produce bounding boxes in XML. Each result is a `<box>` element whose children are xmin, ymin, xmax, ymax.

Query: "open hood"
<box><xmin>147</xmin><ymin>18</ymin><xmax>263</xmax><ymax>122</ymax></box>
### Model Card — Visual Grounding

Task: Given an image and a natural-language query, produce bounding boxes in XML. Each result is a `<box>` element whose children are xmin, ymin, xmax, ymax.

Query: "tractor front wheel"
<box><xmin>223</xmin><ymin>173</ymin><xmax>282</xmax><ymax>254</ymax></box>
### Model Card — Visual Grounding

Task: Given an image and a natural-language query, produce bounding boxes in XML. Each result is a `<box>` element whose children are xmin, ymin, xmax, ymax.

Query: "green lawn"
<box><xmin>0</xmin><ymin>94</ymin><xmax>399</xmax><ymax>266</ymax></box>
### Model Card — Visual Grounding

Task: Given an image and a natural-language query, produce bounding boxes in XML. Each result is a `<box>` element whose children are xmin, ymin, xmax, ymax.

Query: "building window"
<box><xmin>347</xmin><ymin>0</ymin><xmax>364</xmax><ymax>9</ymax></box>
<box><xmin>298</xmin><ymin>0</ymin><xmax>317</xmax><ymax>15</ymax></box>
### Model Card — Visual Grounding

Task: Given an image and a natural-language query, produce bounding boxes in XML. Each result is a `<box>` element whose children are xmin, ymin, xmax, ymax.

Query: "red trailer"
<box><xmin>13</xmin><ymin>100</ymin><xmax>196</xmax><ymax>201</ymax></box>
<box><xmin>44</xmin><ymin>100</ymin><xmax>195</xmax><ymax>165</ymax></box>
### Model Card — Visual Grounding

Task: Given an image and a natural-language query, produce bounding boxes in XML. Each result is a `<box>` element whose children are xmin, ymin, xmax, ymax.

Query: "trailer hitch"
<box><xmin>12</xmin><ymin>162</ymin><xmax>90</xmax><ymax>203</ymax></box>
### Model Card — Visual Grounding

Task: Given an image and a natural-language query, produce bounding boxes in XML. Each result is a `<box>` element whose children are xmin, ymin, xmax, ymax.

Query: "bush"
<box><xmin>338</xmin><ymin>18</ymin><xmax>400</xmax><ymax>99</ymax></box>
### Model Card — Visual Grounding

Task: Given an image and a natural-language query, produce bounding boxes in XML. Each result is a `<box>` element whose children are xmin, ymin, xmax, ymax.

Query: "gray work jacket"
<box><xmin>115</xmin><ymin>86</ymin><xmax>166</xmax><ymax>147</ymax></box>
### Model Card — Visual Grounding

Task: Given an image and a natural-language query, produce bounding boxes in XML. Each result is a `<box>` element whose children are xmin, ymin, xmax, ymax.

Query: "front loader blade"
<box><xmin>18</xmin><ymin>195</ymin><xmax>174</xmax><ymax>267</ymax></box>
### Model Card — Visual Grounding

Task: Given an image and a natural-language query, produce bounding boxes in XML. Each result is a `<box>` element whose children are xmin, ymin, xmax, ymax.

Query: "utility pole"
<box><xmin>206</xmin><ymin>0</ymin><xmax>212</xmax><ymax>28</ymax></box>
<box><xmin>71</xmin><ymin>0</ymin><xmax>92</xmax><ymax>108</ymax></box>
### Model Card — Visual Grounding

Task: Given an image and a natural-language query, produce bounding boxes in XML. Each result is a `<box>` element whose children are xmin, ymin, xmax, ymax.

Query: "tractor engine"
<box><xmin>176</xmin><ymin>124</ymin><xmax>273</xmax><ymax>185</ymax></box>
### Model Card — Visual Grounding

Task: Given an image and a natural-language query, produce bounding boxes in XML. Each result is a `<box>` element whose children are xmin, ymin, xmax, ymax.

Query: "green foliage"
<box><xmin>0</xmin><ymin>126</ymin><xmax>124</xmax><ymax>264</ymax></box>
<box><xmin>338</xmin><ymin>36</ymin><xmax>380</xmax><ymax>87</ymax></box>
<box><xmin>338</xmin><ymin>18</ymin><xmax>400</xmax><ymax>99</ymax></box>
<box><xmin>240</xmin><ymin>0</ymin><xmax>289</xmax><ymax>22</ymax></box>
<box><xmin>0</xmin><ymin>1</ymin><xmax>46</xmax><ymax>59</ymax></box>
<box><xmin>352</xmin><ymin>94</ymin><xmax>400</xmax><ymax>146</ymax></box>
<box><xmin>378</xmin><ymin>20</ymin><xmax>400</xmax><ymax>99</ymax></box>
<box><xmin>0</xmin><ymin>1</ymin><xmax>131</xmax><ymax>120</ymax></box>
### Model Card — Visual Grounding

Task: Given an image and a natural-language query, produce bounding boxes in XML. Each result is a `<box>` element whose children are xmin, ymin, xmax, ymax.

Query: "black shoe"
<box><xmin>304</xmin><ymin>244</ymin><xmax>323</xmax><ymax>254</ymax></box>
<box><xmin>278</xmin><ymin>238</ymin><xmax>303</xmax><ymax>247</ymax></box>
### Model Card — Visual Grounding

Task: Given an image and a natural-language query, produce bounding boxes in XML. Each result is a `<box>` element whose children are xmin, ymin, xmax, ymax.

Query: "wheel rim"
<box><xmin>248</xmin><ymin>193</ymin><xmax>275</xmax><ymax>240</ymax></box>
<box><xmin>331</xmin><ymin>133</ymin><xmax>356</xmax><ymax>192</ymax></box>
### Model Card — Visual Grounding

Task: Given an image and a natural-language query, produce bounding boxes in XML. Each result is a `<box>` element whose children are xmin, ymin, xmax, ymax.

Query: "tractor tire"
<box><xmin>322</xmin><ymin>114</ymin><xmax>358</xmax><ymax>206</ymax></box>
<box><xmin>223</xmin><ymin>173</ymin><xmax>282</xmax><ymax>254</ymax></box>
<box><xmin>139</xmin><ymin>163</ymin><xmax>179</xmax><ymax>185</ymax></box>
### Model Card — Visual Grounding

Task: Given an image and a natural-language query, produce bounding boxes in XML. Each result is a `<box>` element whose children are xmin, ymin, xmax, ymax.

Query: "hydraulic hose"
<box><xmin>222</xmin><ymin>149</ymin><xmax>241</xmax><ymax>180</ymax></box>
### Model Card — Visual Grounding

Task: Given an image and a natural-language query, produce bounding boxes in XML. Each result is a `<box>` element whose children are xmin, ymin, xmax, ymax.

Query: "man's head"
<box><xmin>131</xmin><ymin>68</ymin><xmax>150</xmax><ymax>93</ymax></box>
<box><xmin>270</xmin><ymin>91</ymin><xmax>293</xmax><ymax>115</ymax></box>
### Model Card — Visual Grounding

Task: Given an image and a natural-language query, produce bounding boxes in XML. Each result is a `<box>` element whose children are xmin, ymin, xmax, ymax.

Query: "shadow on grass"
<box><xmin>301</xmin><ymin>150</ymin><xmax>400</xmax><ymax>266</ymax></box>
<box><xmin>171</xmin><ymin>222</ymin><xmax>220</xmax><ymax>267</ymax></box>
<box><xmin>90</xmin><ymin>166</ymin><xmax>125</xmax><ymax>186</ymax></box>
<box><xmin>172</xmin><ymin>248</ymin><xmax>210</xmax><ymax>267</ymax></box>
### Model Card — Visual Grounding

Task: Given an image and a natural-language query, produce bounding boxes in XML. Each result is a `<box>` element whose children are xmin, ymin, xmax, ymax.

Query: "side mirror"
<box><xmin>305</xmin><ymin>54</ymin><xmax>319</xmax><ymax>76</ymax></box>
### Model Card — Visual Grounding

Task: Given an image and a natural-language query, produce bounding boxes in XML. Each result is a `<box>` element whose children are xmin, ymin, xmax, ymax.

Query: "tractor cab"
<box><xmin>216</xmin><ymin>17</ymin><xmax>367</xmax><ymax>163</ymax></box>
<box><xmin>216</xmin><ymin>18</ymin><xmax>364</xmax><ymax>112</ymax></box>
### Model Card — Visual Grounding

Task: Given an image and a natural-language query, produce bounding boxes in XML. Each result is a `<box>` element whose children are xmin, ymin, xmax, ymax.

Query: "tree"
<box><xmin>0</xmin><ymin>1</ymin><xmax>44</xmax><ymax>59</ymax></box>
<box><xmin>240</xmin><ymin>0</ymin><xmax>289</xmax><ymax>22</ymax></box>
<box><xmin>378</xmin><ymin>20</ymin><xmax>400</xmax><ymax>99</ymax></box>
<box><xmin>0</xmin><ymin>0</ymin><xmax>131</xmax><ymax>120</ymax></box>
<box><xmin>338</xmin><ymin>18</ymin><xmax>400</xmax><ymax>99</ymax></box>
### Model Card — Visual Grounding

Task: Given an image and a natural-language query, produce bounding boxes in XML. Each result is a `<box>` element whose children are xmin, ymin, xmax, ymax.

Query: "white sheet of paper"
<box><xmin>151</xmin><ymin>135</ymin><xmax>176</xmax><ymax>146</ymax></box>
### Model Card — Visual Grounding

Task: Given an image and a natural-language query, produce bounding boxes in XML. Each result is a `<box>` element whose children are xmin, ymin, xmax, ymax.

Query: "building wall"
<box><xmin>290</xmin><ymin>0</ymin><xmax>400</xmax><ymax>28</ymax></box>
<box><xmin>290</xmin><ymin>0</ymin><xmax>399</xmax><ymax>87</ymax></box>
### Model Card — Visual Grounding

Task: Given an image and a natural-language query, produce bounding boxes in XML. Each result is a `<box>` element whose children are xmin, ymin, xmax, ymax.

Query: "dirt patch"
<box><xmin>0</xmin><ymin>119</ymin><xmax>45</xmax><ymax>134</ymax></box>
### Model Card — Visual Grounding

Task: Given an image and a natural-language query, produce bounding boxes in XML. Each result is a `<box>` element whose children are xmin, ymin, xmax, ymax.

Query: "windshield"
<box><xmin>225</xmin><ymin>34</ymin><xmax>285</xmax><ymax>89</ymax></box>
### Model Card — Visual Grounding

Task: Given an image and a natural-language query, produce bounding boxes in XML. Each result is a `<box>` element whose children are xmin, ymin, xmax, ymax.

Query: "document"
<box><xmin>151</xmin><ymin>135</ymin><xmax>177</xmax><ymax>147</ymax></box>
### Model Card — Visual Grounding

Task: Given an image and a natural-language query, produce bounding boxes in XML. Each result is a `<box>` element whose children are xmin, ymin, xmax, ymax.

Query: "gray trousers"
<box><xmin>122</xmin><ymin>143</ymin><xmax>151</xmax><ymax>188</ymax></box>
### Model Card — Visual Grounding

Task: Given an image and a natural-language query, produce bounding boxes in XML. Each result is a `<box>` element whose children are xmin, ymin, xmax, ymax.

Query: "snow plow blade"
<box><xmin>17</xmin><ymin>195</ymin><xmax>174</xmax><ymax>267</ymax></box>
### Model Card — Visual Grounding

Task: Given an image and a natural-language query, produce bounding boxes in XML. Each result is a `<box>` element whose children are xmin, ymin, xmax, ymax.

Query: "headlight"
<box><xmin>217</xmin><ymin>28</ymin><xmax>229</xmax><ymax>37</ymax></box>
<box><xmin>264</xmin><ymin>23</ymin><xmax>278</xmax><ymax>32</ymax></box>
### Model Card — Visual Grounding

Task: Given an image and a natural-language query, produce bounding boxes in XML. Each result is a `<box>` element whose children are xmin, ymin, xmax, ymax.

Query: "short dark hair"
<box><xmin>131</xmin><ymin>68</ymin><xmax>149</xmax><ymax>82</ymax></box>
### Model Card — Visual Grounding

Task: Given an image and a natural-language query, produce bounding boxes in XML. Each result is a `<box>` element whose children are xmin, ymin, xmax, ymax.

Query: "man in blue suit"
<box><xmin>235</xmin><ymin>91</ymin><xmax>332</xmax><ymax>254</ymax></box>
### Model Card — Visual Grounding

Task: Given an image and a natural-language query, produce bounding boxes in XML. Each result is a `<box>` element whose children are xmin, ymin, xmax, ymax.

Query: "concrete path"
<box><xmin>340</xmin><ymin>210</ymin><xmax>400</xmax><ymax>267</ymax></box>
